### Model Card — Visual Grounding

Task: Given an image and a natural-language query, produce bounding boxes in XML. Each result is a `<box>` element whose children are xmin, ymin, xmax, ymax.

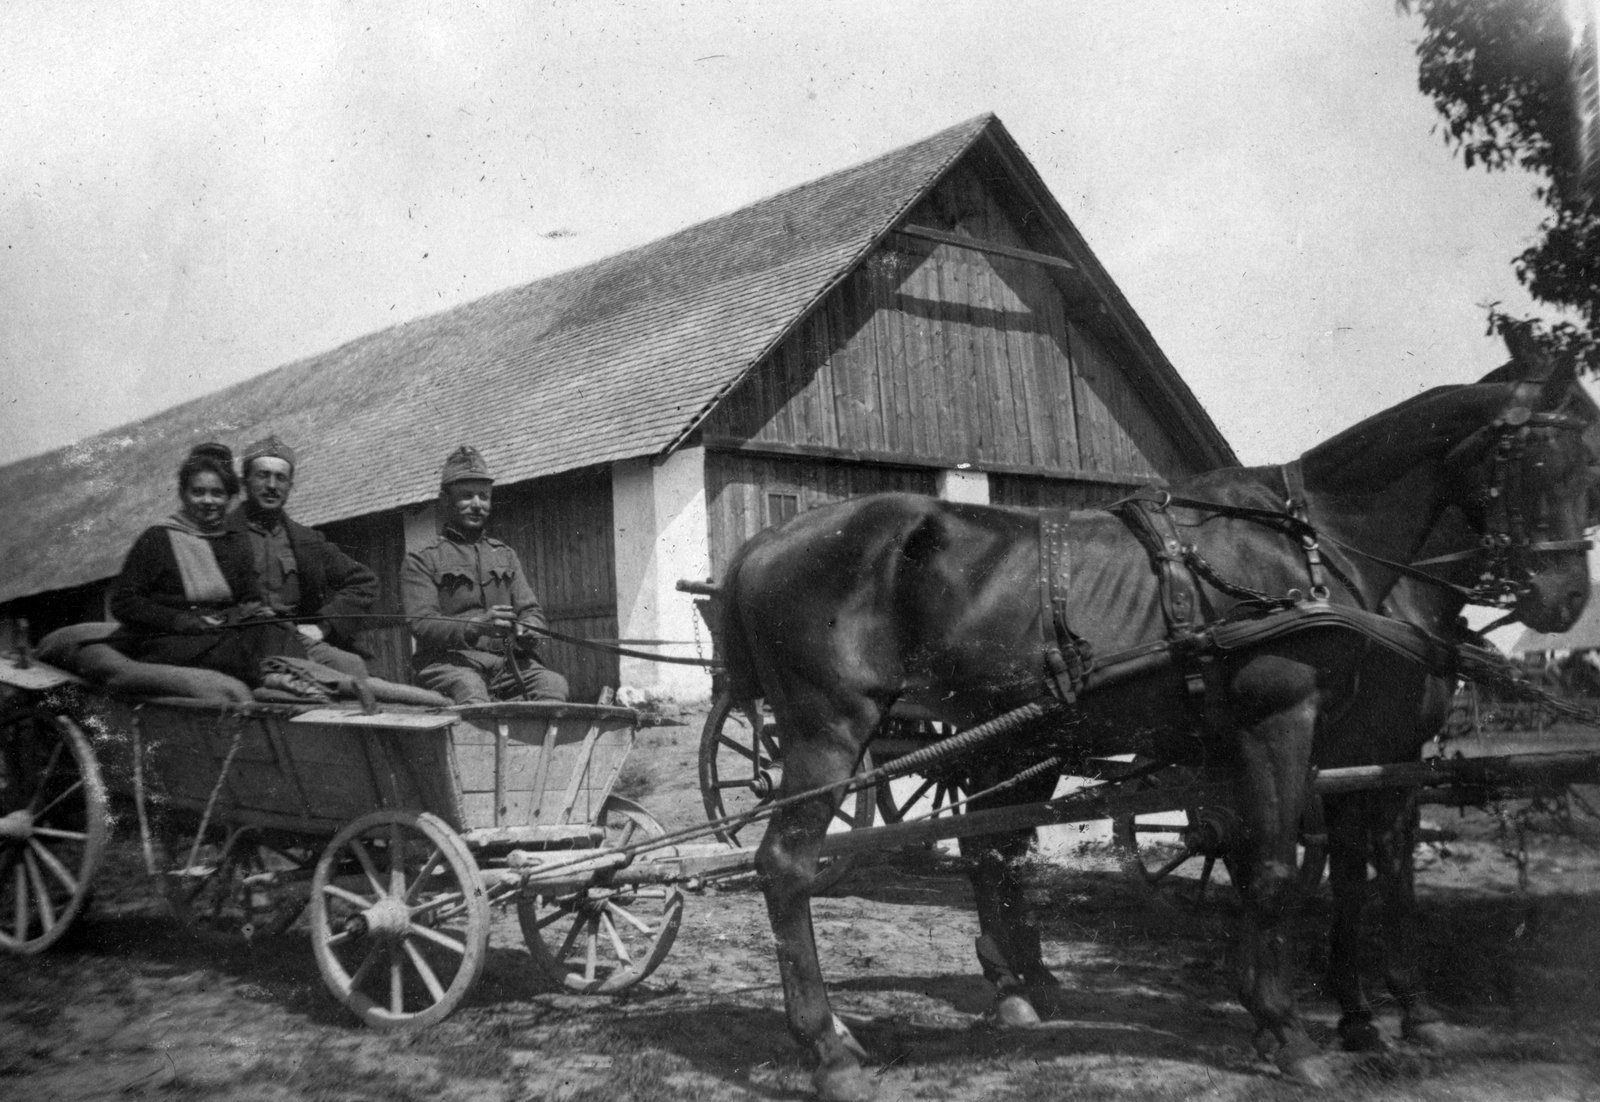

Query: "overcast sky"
<box><xmin>0</xmin><ymin>0</ymin><xmax>1560</xmax><ymax>470</ymax></box>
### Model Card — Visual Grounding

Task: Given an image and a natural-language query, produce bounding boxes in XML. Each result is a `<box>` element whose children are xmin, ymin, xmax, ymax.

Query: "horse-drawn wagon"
<box><xmin>6</xmin><ymin>342</ymin><xmax>1600</xmax><ymax>1100</ymax></box>
<box><xmin>0</xmin><ymin>654</ymin><xmax>751</xmax><ymax>1028</ymax></box>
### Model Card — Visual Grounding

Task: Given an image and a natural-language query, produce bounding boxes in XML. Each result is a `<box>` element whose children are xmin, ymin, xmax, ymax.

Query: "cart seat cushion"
<box><xmin>37</xmin><ymin>622</ymin><xmax>254</xmax><ymax>703</ymax></box>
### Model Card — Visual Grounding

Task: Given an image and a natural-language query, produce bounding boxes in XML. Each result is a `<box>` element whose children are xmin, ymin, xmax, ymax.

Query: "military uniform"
<box><xmin>228</xmin><ymin>435</ymin><xmax>378</xmax><ymax>679</ymax></box>
<box><xmin>399</xmin><ymin>447</ymin><xmax>569</xmax><ymax>705</ymax></box>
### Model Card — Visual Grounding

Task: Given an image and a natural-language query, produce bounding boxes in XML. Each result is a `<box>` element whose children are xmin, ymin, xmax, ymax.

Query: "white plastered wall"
<box><xmin>611</xmin><ymin>447</ymin><xmax>714</xmax><ymax>703</ymax></box>
<box><xmin>936</xmin><ymin>467</ymin><xmax>990</xmax><ymax>504</ymax></box>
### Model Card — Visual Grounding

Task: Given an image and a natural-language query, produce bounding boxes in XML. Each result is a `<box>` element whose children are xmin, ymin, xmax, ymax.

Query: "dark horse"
<box><xmin>1317</xmin><ymin>348</ymin><xmax>1600</xmax><ymax>1056</ymax></box>
<box><xmin>719</xmin><ymin>352</ymin><xmax>1594</xmax><ymax>1100</ymax></box>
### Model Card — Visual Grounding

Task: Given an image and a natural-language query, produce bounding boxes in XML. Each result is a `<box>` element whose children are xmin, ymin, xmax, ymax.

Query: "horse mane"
<box><xmin>1299</xmin><ymin>382</ymin><xmax>1513</xmax><ymax>495</ymax></box>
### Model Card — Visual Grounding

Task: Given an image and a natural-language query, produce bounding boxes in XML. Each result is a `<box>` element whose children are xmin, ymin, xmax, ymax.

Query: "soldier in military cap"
<box><xmin>225</xmin><ymin>434</ymin><xmax>379</xmax><ymax>678</ymax></box>
<box><xmin>399</xmin><ymin>446</ymin><xmax>569</xmax><ymax>704</ymax></box>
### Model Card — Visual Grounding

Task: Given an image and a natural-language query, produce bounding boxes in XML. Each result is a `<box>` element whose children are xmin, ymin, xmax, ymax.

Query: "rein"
<box><xmin>1112</xmin><ymin>406</ymin><xmax>1591</xmax><ymax>615</ymax></box>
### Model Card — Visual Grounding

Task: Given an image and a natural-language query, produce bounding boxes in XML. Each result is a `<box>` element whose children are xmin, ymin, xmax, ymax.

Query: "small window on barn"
<box><xmin>766</xmin><ymin>492</ymin><xmax>800</xmax><ymax>528</ymax></box>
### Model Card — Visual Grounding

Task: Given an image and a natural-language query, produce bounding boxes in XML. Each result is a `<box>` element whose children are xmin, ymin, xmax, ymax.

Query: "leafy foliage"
<box><xmin>1402</xmin><ymin>0</ymin><xmax>1600</xmax><ymax>365</ymax></box>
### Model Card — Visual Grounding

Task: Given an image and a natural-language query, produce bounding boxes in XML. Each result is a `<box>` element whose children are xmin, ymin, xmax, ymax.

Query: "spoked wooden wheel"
<box><xmin>1113</xmin><ymin>804</ymin><xmax>1238</xmax><ymax>903</ymax></box>
<box><xmin>309</xmin><ymin>810</ymin><xmax>489</xmax><ymax>1029</ymax></box>
<box><xmin>697</xmin><ymin>690</ymin><xmax>873</xmax><ymax>891</ymax></box>
<box><xmin>166</xmin><ymin>829</ymin><xmax>313</xmax><ymax>939</ymax></box>
<box><xmin>1113</xmin><ymin>788</ymin><xmax>1328</xmax><ymax>902</ymax></box>
<box><xmin>874</xmin><ymin>719</ymin><xmax>966</xmax><ymax>826</ymax></box>
<box><xmin>0</xmin><ymin>708</ymin><xmax>108</xmax><ymax>954</ymax></box>
<box><xmin>519</xmin><ymin>883</ymin><xmax>684</xmax><ymax>994</ymax></box>
<box><xmin>595</xmin><ymin>794</ymin><xmax>667</xmax><ymax>849</ymax></box>
<box><xmin>519</xmin><ymin>798</ymin><xmax>683</xmax><ymax>993</ymax></box>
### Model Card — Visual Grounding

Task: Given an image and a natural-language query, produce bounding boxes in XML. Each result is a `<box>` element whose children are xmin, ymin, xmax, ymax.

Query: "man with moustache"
<box><xmin>226</xmin><ymin>435</ymin><xmax>378</xmax><ymax>678</ymax></box>
<box><xmin>400</xmin><ymin>445</ymin><xmax>569</xmax><ymax>704</ymax></box>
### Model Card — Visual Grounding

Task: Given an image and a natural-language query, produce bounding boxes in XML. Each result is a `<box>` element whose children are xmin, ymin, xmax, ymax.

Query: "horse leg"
<box><xmin>1323</xmin><ymin>794</ymin><xmax>1386</xmax><ymax>1051</ymax></box>
<box><xmin>755</xmin><ymin>692</ymin><xmax>880</xmax><ymax>1102</ymax></box>
<box><xmin>1371</xmin><ymin>790</ymin><xmax>1447</xmax><ymax>1046</ymax></box>
<box><xmin>1232</xmin><ymin>693</ymin><xmax>1337</xmax><ymax>1087</ymax></box>
<box><xmin>959</xmin><ymin>770</ymin><xmax>1061</xmax><ymax>1026</ymax></box>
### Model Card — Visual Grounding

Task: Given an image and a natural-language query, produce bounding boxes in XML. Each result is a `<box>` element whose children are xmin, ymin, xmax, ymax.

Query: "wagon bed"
<box><xmin>0</xmin><ymin>652</ymin><xmax>707</xmax><ymax>1026</ymax></box>
<box><xmin>100</xmin><ymin>696</ymin><xmax>640</xmax><ymax>847</ymax></box>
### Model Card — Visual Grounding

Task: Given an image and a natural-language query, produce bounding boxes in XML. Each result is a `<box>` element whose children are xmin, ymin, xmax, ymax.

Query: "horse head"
<box><xmin>1445</xmin><ymin>338</ymin><xmax>1595</xmax><ymax>632</ymax></box>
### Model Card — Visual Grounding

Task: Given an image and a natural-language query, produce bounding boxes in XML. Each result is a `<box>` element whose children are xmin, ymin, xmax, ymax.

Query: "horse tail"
<box><xmin>717</xmin><ymin>536</ymin><xmax>766</xmax><ymax>706</ymax></box>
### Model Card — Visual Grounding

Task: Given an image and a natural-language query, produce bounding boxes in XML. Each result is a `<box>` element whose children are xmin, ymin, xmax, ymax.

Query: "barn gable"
<box><xmin>697</xmin><ymin>129</ymin><xmax>1230</xmax><ymax>574</ymax></box>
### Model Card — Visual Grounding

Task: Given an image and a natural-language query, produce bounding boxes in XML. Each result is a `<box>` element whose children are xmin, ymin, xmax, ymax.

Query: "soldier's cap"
<box><xmin>440</xmin><ymin>445</ymin><xmax>494</xmax><ymax>487</ymax></box>
<box><xmin>241</xmin><ymin>435</ymin><xmax>297</xmax><ymax>475</ymax></box>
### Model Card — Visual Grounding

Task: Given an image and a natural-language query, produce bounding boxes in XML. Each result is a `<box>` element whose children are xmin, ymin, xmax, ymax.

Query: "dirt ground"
<box><xmin>6</xmin><ymin>709</ymin><xmax>1600</xmax><ymax>1102</ymax></box>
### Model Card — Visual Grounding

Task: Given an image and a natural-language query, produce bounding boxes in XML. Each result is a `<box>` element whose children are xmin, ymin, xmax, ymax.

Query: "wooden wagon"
<box><xmin>0</xmin><ymin>651</ymin><xmax>734</xmax><ymax>1028</ymax></box>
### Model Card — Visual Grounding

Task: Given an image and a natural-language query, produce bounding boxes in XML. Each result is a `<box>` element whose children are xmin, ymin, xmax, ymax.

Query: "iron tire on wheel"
<box><xmin>0</xmin><ymin>708</ymin><xmax>108</xmax><ymax>955</ymax></box>
<box><xmin>519</xmin><ymin>794</ymin><xmax>683</xmax><ymax>994</ymax></box>
<box><xmin>697</xmin><ymin>690</ymin><xmax>873</xmax><ymax>892</ymax></box>
<box><xmin>519</xmin><ymin>885</ymin><xmax>685</xmax><ymax>995</ymax></box>
<box><xmin>309</xmin><ymin>810</ymin><xmax>489</xmax><ymax>1030</ymax></box>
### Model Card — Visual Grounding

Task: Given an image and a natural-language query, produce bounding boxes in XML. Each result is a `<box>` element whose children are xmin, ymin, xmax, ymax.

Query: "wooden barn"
<box><xmin>0</xmin><ymin>114</ymin><xmax>1235</xmax><ymax>703</ymax></box>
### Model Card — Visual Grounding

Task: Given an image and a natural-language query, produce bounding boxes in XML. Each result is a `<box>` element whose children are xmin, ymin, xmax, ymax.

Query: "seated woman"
<box><xmin>108</xmin><ymin>442</ymin><xmax>307</xmax><ymax>688</ymax></box>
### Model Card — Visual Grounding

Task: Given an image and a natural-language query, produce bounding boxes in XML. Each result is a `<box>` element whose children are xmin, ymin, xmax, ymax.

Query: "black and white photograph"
<box><xmin>4</xmin><ymin>2</ymin><xmax>1600</xmax><ymax>1099</ymax></box>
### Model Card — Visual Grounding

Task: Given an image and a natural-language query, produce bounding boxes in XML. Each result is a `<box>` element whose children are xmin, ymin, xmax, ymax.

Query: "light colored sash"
<box><xmin>164</xmin><ymin>528</ymin><xmax>234</xmax><ymax>605</ymax></box>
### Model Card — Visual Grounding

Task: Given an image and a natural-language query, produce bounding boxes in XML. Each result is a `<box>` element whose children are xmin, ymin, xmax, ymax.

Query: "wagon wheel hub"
<box><xmin>0</xmin><ymin>810</ymin><xmax>33</xmax><ymax>841</ymax></box>
<box><xmin>359</xmin><ymin>897</ymin><xmax>413</xmax><ymax>943</ymax></box>
<box><xmin>750</xmin><ymin>769</ymin><xmax>778</xmax><ymax>799</ymax></box>
<box><xmin>1183</xmin><ymin>807</ymin><xmax>1240</xmax><ymax>859</ymax></box>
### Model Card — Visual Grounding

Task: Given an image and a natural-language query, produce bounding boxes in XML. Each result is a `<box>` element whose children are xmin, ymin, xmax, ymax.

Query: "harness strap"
<box><xmin>1108</xmin><ymin>499</ymin><xmax>1205</xmax><ymax>635</ymax></box>
<box><xmin>1281</xmin><ymin>459</ymin><xmax>1332</xmax><ymax>599</ymax></box>
<box><xmin>1105</xmin><ymin>499</ymin><xmax>1232</xmax><ymax>738</ymax></box>
<box><xmin>1202</xmin><ymin>601</ymin><xmax>1459</xmax><ymax>675</ymax></box>
<box><xmin>1038</xmin><ymin>513</ymin><xmax>1091</xmax><ymax>702</ymax></box>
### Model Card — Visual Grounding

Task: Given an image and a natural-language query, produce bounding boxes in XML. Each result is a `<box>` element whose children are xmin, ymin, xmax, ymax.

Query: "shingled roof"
<box><xmin>0</xmin><ymin>113</ymin><xmax>1232</xmax><ymax>605</ymax></box>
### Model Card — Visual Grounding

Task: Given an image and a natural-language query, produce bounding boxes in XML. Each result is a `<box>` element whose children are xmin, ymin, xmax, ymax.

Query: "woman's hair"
<box><xmin>177</xmin><ymin>442</ymin><xmax>240</xmax><ymax>497</ymax></box>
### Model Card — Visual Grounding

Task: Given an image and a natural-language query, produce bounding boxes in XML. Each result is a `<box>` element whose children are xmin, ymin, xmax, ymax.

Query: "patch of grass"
<box><xmin>562</xmin><ymin>1052</ymin><xmax>682</xmax><ymax>1102</ymax></box>
<box><xmin>243</xmin><ymin>1046</ymin><xmax>447</xmax><ymax>1102</ymax></box>
<box><xmin>2</xmin><ymin>999</ymin><xmax>62</xmax><ymax>1031</ymax></box>
<box><xmin>433</xmin><ymin>1040</ymin><xmax>510</xmax><ymax>1082</ymax></box>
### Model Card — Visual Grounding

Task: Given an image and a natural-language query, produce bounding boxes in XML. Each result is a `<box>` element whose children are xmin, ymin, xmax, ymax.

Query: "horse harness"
<box><xmin>1034</xmin><ymin>406</ymin><xmax>1592</xmax><ymax>732</ymax></box>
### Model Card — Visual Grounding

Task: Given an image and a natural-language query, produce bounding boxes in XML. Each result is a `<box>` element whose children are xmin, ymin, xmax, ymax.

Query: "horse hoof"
<box><xmin>1277</xmin><ymin>1051</ymin><xmax>1338</xmax><ymax>1089</ymax></box>
<box><xmin>1272</xmin><ymin>1034</ymin><xmax>1337</xmax><ymax>1088</ymax></box>
<box><xmin>994</xmin><ymin>994</ymin><xmax>1041</xmax><ymax>1027</ymax></box>
<box><xmin>832</xmin><ymin>1014</ymin><xmax>870</xmax><ymax>1061</ymax></box>
<box><xmin>1338</xmin><ymin>1016</ymin><xmax>1387</xmax><ymax>1053</ymax></box>
<box><xmin>814</xmin><ymin>1063</ymin><xmax>876</xmax><ymax>1102</ymax></box>
<box><xmin>1401</xmin><ymin>1020</ymin><xmax>1454</xmax><ymax>1051</ymax></box>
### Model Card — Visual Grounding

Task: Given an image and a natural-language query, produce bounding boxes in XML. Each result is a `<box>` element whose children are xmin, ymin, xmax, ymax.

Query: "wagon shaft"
<box><xmin>813</xmin><ymin>749</ymin><xmax>1600</xmax><ymax>859</ymax></box>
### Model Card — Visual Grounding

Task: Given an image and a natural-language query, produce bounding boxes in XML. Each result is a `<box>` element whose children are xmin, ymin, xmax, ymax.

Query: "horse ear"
<box><xmin>1535</xmin><ymin>354</ymin><xmax>1579</xmax><ymax>411</ymax></box>
<box><xmin>1502</xmin><ymin>321</ymin><xmax>1550</xmax><ymax>379</ymax></box>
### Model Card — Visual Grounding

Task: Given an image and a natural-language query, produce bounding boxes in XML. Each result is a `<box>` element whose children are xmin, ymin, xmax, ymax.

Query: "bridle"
<box><xmin>1110</xmin><ymin>401</ymin><xmax>1594</xmax><ymax>622</ymax></box>
<box><xmin>1295</xmin><ymin>407</ymin><xmax>1594</xmax><ymax>610</ymax></box>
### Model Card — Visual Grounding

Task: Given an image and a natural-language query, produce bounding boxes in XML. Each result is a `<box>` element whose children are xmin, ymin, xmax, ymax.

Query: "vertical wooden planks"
<box><xmin>316</xmin><ymin>512</ymin><xmax>410</xmax><ymax>683</ymax></box>
<box><xmin>693</xmin><ymin>152</ymin><xmax>1204</xmax><ymax>493</ymax></box>
<box><xmin>874</xmin><ymin>247</ymin><xmax>916</xmax><ymax>455</ymax></box>
<box><xmin>894</xmin><ymin>236</ymin><xmax>945</xmax><ymax>458</ymax></box>
<box><xmin>491</xmin><ymin>469</ymin><xmax>619</xmax><ymax>702</ymax></box>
